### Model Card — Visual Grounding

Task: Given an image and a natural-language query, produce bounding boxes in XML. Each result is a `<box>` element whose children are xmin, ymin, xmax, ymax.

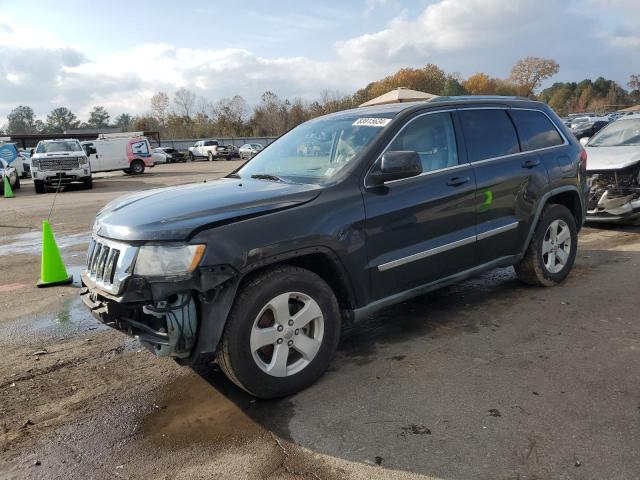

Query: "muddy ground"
<box><xmin>1</xmin><ymin>162</ymin><xmax>639</xmax><ymax>480</ymax></box>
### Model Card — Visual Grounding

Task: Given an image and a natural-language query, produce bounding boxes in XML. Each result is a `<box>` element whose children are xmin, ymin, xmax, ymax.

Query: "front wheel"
<box><xmin>34</xmin><ymin>179</ymin><xmax>46</xmax><ymax>194</ymax></box>
<box><xmin>13</xmin><ymin>175</ymin><xmax>20</xmax><ymax>189</ymax></box>
<box><xmin>515</xmin><ymin>204</ymin><xmax>577</xmax><ymax>286</ymax></box>
<box><xmin>217</xmin><ymin>266</ymin><xmax>341</xmax><ymax>399</ymax></box>
<box><xmin>83</xmin><ymin>176</ymin><xmax>93</xmax><ymax>189</ymax></box>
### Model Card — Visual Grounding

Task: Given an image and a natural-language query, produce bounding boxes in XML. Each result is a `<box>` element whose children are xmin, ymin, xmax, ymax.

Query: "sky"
<box><xmin>0</xmin><ymin>0</ymin><xmax>639</xmax><ymax>122</ymax></box>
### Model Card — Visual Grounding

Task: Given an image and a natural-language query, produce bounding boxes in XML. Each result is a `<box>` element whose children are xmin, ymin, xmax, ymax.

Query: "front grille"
<box><xmin>85</xmin><ymin>236</ymin><xmax>138</xmax><ymax>294</ymax></box>
<box><xmin>40</xmin><ymin>157</ymin><xmax>80</xmax><ymax>171</ymax></box>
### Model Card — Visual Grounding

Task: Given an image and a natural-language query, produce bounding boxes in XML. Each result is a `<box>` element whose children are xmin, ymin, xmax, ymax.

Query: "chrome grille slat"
<box><xmin>83</xmin><ymin>235</ymin><xmax>138</xmax><ymax>295</ymax></box>
<box><xmin>39</xmin><ymin>158</ymin><xmax>80</xmax><ymax>171</ymax></box>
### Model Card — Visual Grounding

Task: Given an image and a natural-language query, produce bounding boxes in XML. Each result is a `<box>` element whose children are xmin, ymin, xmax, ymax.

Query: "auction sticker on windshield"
<box><xmin>352</xmin><ymin>118</ymin><xmax>392</xmax><ymax>127</ymax></box>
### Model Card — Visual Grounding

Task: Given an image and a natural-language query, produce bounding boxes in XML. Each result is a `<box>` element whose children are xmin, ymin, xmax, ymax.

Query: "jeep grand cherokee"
<box><xmin>81</xmin><ymin>96</ymin><xmax>588</xmax><ymax>398</ymax></box>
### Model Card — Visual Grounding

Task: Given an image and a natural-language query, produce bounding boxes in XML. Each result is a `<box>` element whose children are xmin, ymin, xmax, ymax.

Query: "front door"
<box><xmin>363</xmin><ymin>111</ymin><xmax>477</xmax><ymax>301</ymax></box>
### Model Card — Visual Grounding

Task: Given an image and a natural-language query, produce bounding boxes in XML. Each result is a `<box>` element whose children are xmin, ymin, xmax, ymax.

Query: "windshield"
<box><xmin>236</xmin><ymin>115</ymin><xmax>391</xmax><ymax>184</ymax></box>
<box><xmin>589</xmin><ymin>118</ymin><xmax>640</xmax><ymax>147</ymax></box>
<box><xmin>36</xmin><ymin>141</ymin><xmax>83</xmax><ymax>154</ymax></box>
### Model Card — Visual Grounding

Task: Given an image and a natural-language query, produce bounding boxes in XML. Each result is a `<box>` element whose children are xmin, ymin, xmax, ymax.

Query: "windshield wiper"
<box><xmin>251</xmin><ymin>173</ymin><xmax>284</xmax><ymax>182</ymax></box>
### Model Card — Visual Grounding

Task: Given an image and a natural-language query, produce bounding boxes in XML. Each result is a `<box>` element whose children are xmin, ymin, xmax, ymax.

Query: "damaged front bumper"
<box><xmin>586</xmin><ymin>169</ymin><xmax>640</xmax><ymax>222</ymax></box>
<box><xmin>80</xmin><ymin>236</ymin><xmax>239</xmax><ymax>361</ymax></box>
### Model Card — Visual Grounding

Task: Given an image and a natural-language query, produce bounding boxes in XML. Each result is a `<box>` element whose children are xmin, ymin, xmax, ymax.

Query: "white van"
<box><xmin>81</xmin><ymin>132</ymin><xmax>155</xmax><ymax>175</ymax></box>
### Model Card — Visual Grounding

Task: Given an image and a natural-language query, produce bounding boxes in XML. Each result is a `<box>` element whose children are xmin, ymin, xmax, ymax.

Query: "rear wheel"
<box><xmin>208</xmin><ymin>151</ymin><xmax>214</xmax><ymax>162</ymax></box>
<box><xmin>217</xmin><ymin>266</ymin><xmax>341</xmax><ymax>399</ymax></box>
<box><xmin>515</xmin><ymin>204</ymin><xmax>577</xmax><ymax>286</ymax></box>
<box><xmin>34</xmin><ymin>180</ymin><xmax>46</xmax><ymax>194</ymax></box>
<box><xmin>130</xmin><ymin>160</ymin><xmax>145</xmax><ymax>175</ymax></box>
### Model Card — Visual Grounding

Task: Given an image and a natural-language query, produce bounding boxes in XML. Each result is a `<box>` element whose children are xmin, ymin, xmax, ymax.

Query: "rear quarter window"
<box><xmin>459</xmin><ymin>109</ymin><xmax>520</xmax><ymax>162</ymax></box>
<box><xmin>509</xmin><ymin>109</ymin><xmax>563</xmax><ymax>151</ymax></box>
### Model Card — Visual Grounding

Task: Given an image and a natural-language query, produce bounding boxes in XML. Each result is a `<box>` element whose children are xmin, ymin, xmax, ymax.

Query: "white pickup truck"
<box><xmin>188</xmin><ymin>140</ymin><xmax>233</xmax><ymax>161</ymax></box>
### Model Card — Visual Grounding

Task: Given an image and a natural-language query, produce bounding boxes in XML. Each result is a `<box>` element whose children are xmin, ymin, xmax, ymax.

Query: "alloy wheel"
<box><xmin>542</xmin><ymin>219</ymin><xmax>571</xmax><ymax>274</ymax></box>
<box><xmin>250</xmin><ymin>292</ymin><xmax>324</xmax><ymax>377</ymax></box>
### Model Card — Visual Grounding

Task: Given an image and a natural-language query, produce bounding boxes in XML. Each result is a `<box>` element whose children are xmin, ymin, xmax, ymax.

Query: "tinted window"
<box><xmin>510</xmin><ymin>109</ymin><xmax>563</xmax><ymax>151</ymax></box>
<box><xmin>203</xmin><ymin>140</ymin><xmax>218</xmax><ymax>146</ymax></box>
<box><xmin>387</xmin><ymin>112</ymin><xmax>458</xmax><ymax>172</ymax></box>
<box><xmin>459</xmin><ymin>110</ymin><xmax>519</xmax><ymax>162</ymax></box>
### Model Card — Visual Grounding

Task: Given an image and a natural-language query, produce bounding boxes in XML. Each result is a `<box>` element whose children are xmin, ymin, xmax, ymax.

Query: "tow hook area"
<box><xmin>140</xmin><ymin>294</ymin><xmax>198</xmax><ymax>359</ymax></box>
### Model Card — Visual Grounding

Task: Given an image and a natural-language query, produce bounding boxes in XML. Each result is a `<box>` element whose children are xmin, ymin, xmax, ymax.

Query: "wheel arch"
<box><xmin>238</xmin><ymin>247</ymin><xmax>357</xmax><ymax>311</ymax></box>
<box><xmin>523</xmin><ymin>185</ymin><xmax>583</xmax><ymax>253</ymax></box>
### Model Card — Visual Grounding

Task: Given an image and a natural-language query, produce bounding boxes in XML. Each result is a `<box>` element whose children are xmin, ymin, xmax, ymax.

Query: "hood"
<box><xmin>585</xmin><ymin>146</ymin><xmax>640</xmax><ymax>171</ymax></box>
<box><xmin>94</xmin><ymin>177</ymin><xmax>322</xmax><ymax>241</ymax></box>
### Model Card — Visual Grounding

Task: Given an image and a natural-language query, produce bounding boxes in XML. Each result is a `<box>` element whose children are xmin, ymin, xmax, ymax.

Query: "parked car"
<box><xmin>571</xmin><ymin>119</ymin><xmax>609</xmax><ymax>139</ymax></box>
<box><xmin>19</xmin><ymin>150</ymin><xmax>31</xmax><ymax>177</ymax></box>
<box><xmin>0</xmin><ymin>143</ymin><xmax>25</xmax><ymax>179</ymax></box>
<box><xmin>81</xmin><ymin>133</ymin><xmax>154</xmax><ymax>175</ymax></box>
<box><xmin>152</xmin><ymin>148</ymin><xmax>168</xmax><ymax>164</ymax></box>
<box><xmin>189</xmin><ymin>140</ymin><xmax>222</xmax><ymax>161</ymax></box>
<box><xmin>239</xmin><ymin>143</ymin><xmax>264</xmax><ymax>160</ymax></box>
<box><xmin>154</xmin><ymin>147</ymin><xmax>186</xmax><ymax>163</ymax></box>
<box><xmin>81</xmin><ymin>96</ymin><xmax>588</xmax><ymax>399</ymax></box>
<box><xmin>582</xmin><ymin>114</ymin><xmax>640</xmax><ymax>223</ymax></box>
<box><xmin>0</xmin><ymin>157</ymin><xmax>20</xmax><ymax>194</ymax></box>
<box><xmin>31</xmin><ymin>139</ymin><xmax>91</xmax><ymax>193</ymax></box>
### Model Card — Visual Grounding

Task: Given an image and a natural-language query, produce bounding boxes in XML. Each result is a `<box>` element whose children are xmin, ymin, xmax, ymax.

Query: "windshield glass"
<box><xmin>36</xmin><ymin>141</ymin><xmax>82</xmax><ymax>153</ymax></box>
<box><xmin>236</xmin><ymin>115</ymin><xmax>391</xmax><ymax>184</ymax></box>
<box><xmin>589</xmin><ymin>119</ymin><xmax>640</xmax><ymax>147</ymax></box>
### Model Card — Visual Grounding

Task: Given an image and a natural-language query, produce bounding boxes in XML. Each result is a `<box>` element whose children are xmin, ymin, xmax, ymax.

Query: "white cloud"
<box><xmin>0</xmin><ymin>0</ymin><xmax>639</xmax><ymax>122</ymax></box>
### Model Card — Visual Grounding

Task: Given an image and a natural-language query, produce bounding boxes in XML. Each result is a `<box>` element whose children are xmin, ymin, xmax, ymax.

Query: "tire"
<box><xmin>34</xmin><ymin>180</ymin><xmax>46</xmax><ymax>194</ymax></box>
<box><xmin>83</xmin><ymin>176</ymin><xmax>93</xmax><ymax>189</ymax></box>
<box><xmin>189</xmin><ymin>152</ymin><xmax>194</xmax><ymax>162</ymax></box>
<box><xmin>123</xmin><ymin>169</ymin><xmax>132</xmax><ymax>174</ymax></box>
<box><xmin>14</xmin><ymin>175</ymin><xmax>20</xmax><ymax>189</ymax></box>
<box><xmin>217</xmin><ymin>265</ymin><xmax>341</xmax><ymax>399</ymax></box>
<box><xmin>208</xmin><ymin>151</ymin><xmax>215</xmax><ymax>162</ymax></box>
<box><xmin>130</xmin><ymin>160</ymin><xmax>145</xmax><ymax>175</ymax></box>
<box><xmin>515</xmin><ymin>204</ymin><xmax>577</xmax><ymax>287</ymax></box>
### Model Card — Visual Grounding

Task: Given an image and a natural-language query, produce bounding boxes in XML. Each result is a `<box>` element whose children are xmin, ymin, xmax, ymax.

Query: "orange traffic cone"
<box><xmin>37</xmin><ymin>220</ymin><xmax>73</xmax><ymax>287</ymax></box>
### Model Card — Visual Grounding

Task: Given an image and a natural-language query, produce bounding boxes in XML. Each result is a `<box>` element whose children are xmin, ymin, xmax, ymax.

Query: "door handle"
<box><xmin>446</xmin><ymin>176</ymin><xmax>471</xmax><ymax>187</ymax></box>
<box><xmin>522</xmin><ymin>159</ymin><xmax>540</xmax><ymax>169</ymax></box>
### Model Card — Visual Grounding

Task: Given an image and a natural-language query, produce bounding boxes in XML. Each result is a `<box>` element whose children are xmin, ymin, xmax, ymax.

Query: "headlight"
<box><xmin>134</xmin><ymin>244</ymin><xmax>206</xmax><ymax>276</ymax></box>
<box><xmin>32</xmin><ymin>159</ymin><xmax>40</xmax><ymax>168</ymax></box>
<box><xmin>79</xmin><ymin>156</ymin><xmax>89</xmax><ymax>165</ymax></box>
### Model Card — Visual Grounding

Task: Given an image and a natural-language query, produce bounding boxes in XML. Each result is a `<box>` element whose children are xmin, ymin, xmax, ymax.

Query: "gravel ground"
<box><xmin>1</xmin><ymin>162</ymin><xmax>639</xmax><ymax>480</ymax></box>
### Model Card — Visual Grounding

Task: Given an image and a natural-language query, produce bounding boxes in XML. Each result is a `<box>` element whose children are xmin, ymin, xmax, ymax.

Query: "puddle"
<box><xmin>0</xmin><ymin>295</ymin><xmax>107</xmax><ymax>346</ymax></box>
<box><xmin>0</xmin><ymin>230</ymin><xmax>90</xmax><ymax>256</ymax></box>
<box><xmin>143</xmin><ymin>372</ymin><xmax>295</xmax><ymax>448</ymax></box>
<box><xmin>142</xmin><ymin>374</ymin><xmax>264</xmax><ymax>447</ymax></box>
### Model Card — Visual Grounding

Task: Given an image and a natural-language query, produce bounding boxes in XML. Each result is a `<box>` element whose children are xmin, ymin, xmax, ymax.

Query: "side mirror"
<box><xmin>29</xmin><ymin>149</ymin><xmax>34</xmax><ymax>156</ymax></box>
<box><xmin>579</xmin><ymin>137</ymin><xmax>590</xmax><ymax>146</ymax></box>
<box><xmin>368</xmin><ymin>151</ymin><xmax>422</xmax><ymax>186</ymax></box>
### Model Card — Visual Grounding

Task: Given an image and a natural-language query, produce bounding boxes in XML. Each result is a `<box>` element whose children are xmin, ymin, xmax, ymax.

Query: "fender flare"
<box><xmin>190</xmin><ymin>245</ymin><xmax>357</xmax><ymax>359</ymax></box>
<box><xmin>522</xmin><ymin>185</ymin><xmax>582</xmax><ymax>253</ymax></box>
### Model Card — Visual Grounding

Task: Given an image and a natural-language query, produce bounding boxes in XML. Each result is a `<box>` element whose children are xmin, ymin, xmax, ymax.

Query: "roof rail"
<box><xmin>430</xmin><ymin>95</ymin><xmax>531</xmax><ymax>102</ymax></box>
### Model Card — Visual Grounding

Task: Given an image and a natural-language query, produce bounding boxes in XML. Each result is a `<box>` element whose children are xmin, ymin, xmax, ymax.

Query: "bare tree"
<box><xmin>509</xmin><ymin>57</ymin><xmax>559</xmax><ymax>97</ymax></box>
<box><xmin>150</xmin><ymin>92</ymin><xmax>169</xmax><ymax>127</ymax></box>
<box><xmin>628</xmin><ymin>74</ymin><xmax>640</xmax><ymax>92</ymax></box>
<box><xmin>173</xmin><ymin>88</ymin><xmax>196</xmax><ymax>120</ymax></box>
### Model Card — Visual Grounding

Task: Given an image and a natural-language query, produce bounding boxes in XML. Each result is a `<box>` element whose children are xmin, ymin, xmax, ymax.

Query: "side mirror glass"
<box><xmin>368</xmin><ymin>151</ymin><xmax>422</xmax><ymax>186</ymax></box>
<box><xmin>579</xmin><ymin>137</ymin><xmax>590</xmax><ymax>146</ymax></box>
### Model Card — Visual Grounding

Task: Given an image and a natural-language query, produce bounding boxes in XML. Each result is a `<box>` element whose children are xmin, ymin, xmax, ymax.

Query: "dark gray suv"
<box><xmin>81</xmin><ymin>96</ymin><xmax>589</xmax><ymax>398</ymax></box>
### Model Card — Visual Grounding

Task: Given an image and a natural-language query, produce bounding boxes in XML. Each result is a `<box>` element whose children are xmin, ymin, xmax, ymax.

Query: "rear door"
<box><xmin>458</xmin><ymin>108</ymin><xmax>550</xmax><ymax>265</ymax></box>
<box><xmin>363</xmin><ymin>110</ymin><xmax>477</xmax><ymax>301</ymax></box>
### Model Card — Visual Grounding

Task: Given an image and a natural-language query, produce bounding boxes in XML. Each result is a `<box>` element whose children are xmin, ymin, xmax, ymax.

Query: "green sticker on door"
<box><xmin>480</xmin><ymin>189</ymin><xmax>493</xmax><ymax>212</ymax></box>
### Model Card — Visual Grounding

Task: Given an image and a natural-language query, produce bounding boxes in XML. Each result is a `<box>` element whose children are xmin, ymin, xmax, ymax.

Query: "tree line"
<box><xmin>2</xmin><ymin>57</ymin><xmax>639</xmax><ymax>138</ymax></box>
